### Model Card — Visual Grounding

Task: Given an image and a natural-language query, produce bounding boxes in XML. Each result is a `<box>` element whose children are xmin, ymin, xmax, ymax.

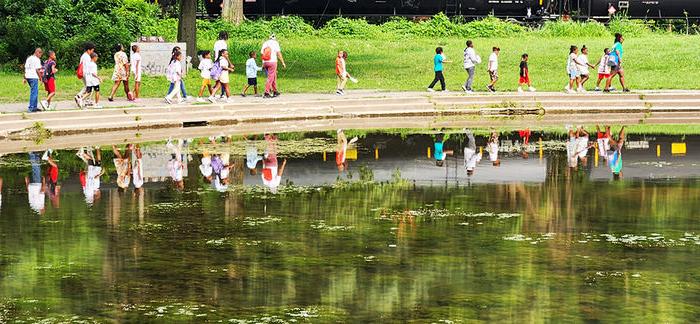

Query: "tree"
<box><xmin>178</xmin><ymin>0</ymin><xmax>197</xmax><ymax>65</ymax></box>
<box><xmin>221</xmin><ymin>0</ymin><xmax>245</xmax><ymax>25</ymax></box>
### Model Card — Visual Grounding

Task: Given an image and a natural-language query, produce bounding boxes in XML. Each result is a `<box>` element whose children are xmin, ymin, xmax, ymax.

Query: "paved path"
<box><xmin>1</xmin><ymin>90</ymin><xmax>700</xmax><ymax>154</ymax></box>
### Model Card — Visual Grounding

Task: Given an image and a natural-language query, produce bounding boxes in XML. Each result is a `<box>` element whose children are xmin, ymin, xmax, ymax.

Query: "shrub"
<box><xmin>608</xmin><ymin>16</ymin><xmax>651</xmax><ymax>37</ymax></box>
<box><xmin>380</xmin><ymin>17</ymin><xmax>416</xmax><ymax>36</ymax></box>
<box><xmin>460</xmin><ymin>16</ymin><xmax>526</xmax><ymax>37</ymax></box>
<box><xmin>538</xmin><ymin>20</ymin><xmax>608</xmax><ymax>37</ymax></box>
<box><xmin>319</xmin><ymin>17</ymin><xmax>381</xmax><ymax>38</ymax></box>
<box><xmin>268</xmin><ymin>16</ymin><xmax>315</xmax><ymax>37</ymax></box>
<box><xmin>414</xmin><ymin>13</ymin><xmax>458</xmax><ymax>37</ymax></box>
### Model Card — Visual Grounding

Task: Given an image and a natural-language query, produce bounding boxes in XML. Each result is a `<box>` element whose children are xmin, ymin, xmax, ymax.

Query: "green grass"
<box><xmin>1</xmin><ymin>34</ymin><xmax>699</xmax><ymax>103</ymax></box>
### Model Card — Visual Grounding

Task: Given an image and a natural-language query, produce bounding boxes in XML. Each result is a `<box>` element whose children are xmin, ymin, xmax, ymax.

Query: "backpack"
<box><xmin>210</xmin><ymin>60</ymin><xmax>223</xmax><ymax>79</ymax></box>
<box><xmin>261</xmin><ymin>47</ymin><xmax>272</xmax><ymax>61</ymax></box>
<box><xmin>42</xmin><ymin>60</ymin><xmax>53</xmax><ymax>82</ymax></box>
<box><xmin>76</xmin><ymin>62</ymin><xmax>84</xmax><ymax>79</ymax></box>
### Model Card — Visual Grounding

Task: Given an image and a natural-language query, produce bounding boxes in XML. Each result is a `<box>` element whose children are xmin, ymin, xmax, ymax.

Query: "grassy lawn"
<box><xmin>1</xmin><ymin>34</ymin><xmax>698</xmax><ymax>103</ymax></box>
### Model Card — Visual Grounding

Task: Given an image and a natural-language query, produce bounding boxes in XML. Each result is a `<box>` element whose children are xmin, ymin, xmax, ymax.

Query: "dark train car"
<box><xmin>202</xmin><ymin>0</ymin><xmax>700</xmax><ymax>19</ymax></box>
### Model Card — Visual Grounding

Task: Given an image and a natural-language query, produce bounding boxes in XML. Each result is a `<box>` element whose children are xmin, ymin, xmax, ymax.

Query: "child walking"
<box><xmin>517</xmin><ymin>53</ymin><xmax>535</xmax><ymax>93</ymax></box>
<box><xmin>427</xmin><ymin>47</ymin><xmax>450</xmax><ymax>92</ymax></box>
<box><xmin>197</xmin><ymin>50</ymin><xmax>213</xmax><ymax>102</ymax></box>
<box><xmin>209</xmin><ymin>49</ymin><xmax>234</xmax><ymax>103</ymax></box>
<box><xmin>131</xmin><ymin>45</ymin><xmax>142</xmax><ymax>100</ymax></box>
<box><xmin>243</xmin><ymin>51</ymin><xmax>262</xmax><ymax>97</ymax></box>
<box><xmin>41</xmin><ymin>50</ymin><xmax>58</xmax><ymax>110</ymax></box>
<box><xmin>487</xmin><ymin>47</ymin><xmax>500</xmax><ymax>92</ymax></box>
<box><xmin>80</xmin><ymin>53</ymin><xmax>102</xmax><ymax>108</ymax></box>
<box><xmin>577</xmin><ymin>45</ymin><xmax>596</xmax><ymax>90</ymax></box>
<box><xmin>165</xmin><ymin>51</ymin><xmax>184</xmax><ymax>104</ymax></box>
<box><xmin>566</xmin><ymin>45</ymin><xmax>584</xmax><ymax>93</ymax></box>
<box><xmin>595</xmin><ymin>48</ymin><xmax>612</xmax><ymax>91</ymax></box>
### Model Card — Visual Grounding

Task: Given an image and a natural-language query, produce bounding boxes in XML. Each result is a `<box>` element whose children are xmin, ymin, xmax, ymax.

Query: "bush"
<box><xmin>414</xmin><ymin>13</ymin><xmax>459</xmax><ymax>37</ymax></box>
<box><xmin>319</xmin><ymin>17</ymin><xmax>382</xmax><ymax>38</ymax></box>
<box><xmin>538</xmin><ymin>20</ymin><xmax>609</xmax><ymax>37</ymax></box>
<box><xmin>608</xmin><ymin>16</ymin><xmax>651</xmax><ymax>37</ymax></box>
<box><xmin>461</xmin><ymin>16</ymin><xmax>526</xmax><ymax>37</ymax></box>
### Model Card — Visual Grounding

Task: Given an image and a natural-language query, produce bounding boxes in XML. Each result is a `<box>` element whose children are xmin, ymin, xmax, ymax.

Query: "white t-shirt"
<box><xmin>487</xmin><ymin>142</ymin><xmax>499</xmax><ymax>162</ymax></box>
<box><xmin>566</xmin><ymin>137</ymin><xmax>578</xmax><ymax>167</ymax></box>
<box><xmin>261</xmin><ymin>39</ymin><xmax>281</xmax><ymax>63</ymax></box>
<box><xmin>213</xmin><ymin>40</ymin><xmax>228</xmax><ymax>59</ymax></box>
<box><xmin>132</xmin><ymin>159</ymin><xmax>144</xmax><ymax>189</ymax></box>
<box><xmin>463</xmin><ymin>47</ymin><xmax>481</xmax><ymax>69</ymax></box>
<box><xmin>598</xmin><ymin>54</ymin><xmax>611</xmax><ymax>74</ymax></box>
<box><xmin>567</xmin><ymin>53</ymin><xmax>578</xmax><ymax>71</ymax></box>
<box><xmin>80</xmin><ymin>53</ymin><xmax>92</xmax><ymax>66</ymax></box>
<box><xmin>262</xmin><ymin>166</ymin><xmax>282</xmax><ymax>190</ymax></box>
<box><xmin>130</xmin><ymin>53</ymin><xmax>142</xmax><ymax>74</ymax></box>
<box><xmin>576</xmin><ymin>136</ymin><xmax>589</xmax><ymax>159</ymax></box>
<box><xmin>24</xmin><ymin>55</ymin><xmax>42</xmax><ymax>79</ymax></box>
<box><xmin>168</xmin><ymin>160</ymin><xmax>184</xmax><ymax>181</ymax></box>
<box><xmin>488</xmin><ymin>53</ymin><xmax>498</xmax><ymax>71</ymax></box>
<box><xmin>28</xmin><ymin>183</ymin><xmax>45</xmax><ymax>213</ymax></box>
<box><xmin>199</xmin><ymin>156</ymin><xmax>213</xmax><ymax>177</ymax></box>
<box><xmin>84</xmin><ymin>61</ymin><xmax>100</xmax><ymax>86</ymax></box>
<box><xmin>246</xmin><ymin>58</ymin><xmax>262</xmax><ymax>78</ymax></box>
<box><xmin>198</xmin><ymin>58</ymin><xmax>213</xmax><ymax>79</ymax></box>
<box><xmin>167</xmin><ymin>61</ymin><xmax>182</xmax><ymax>82</ymax></box>
<box><xmin>464</xmin><ymin>147</ymin><xmax>482</xmax><ymax>171</ymax></box>
<box><xmin>577</xmin><ymin>54</ymin><xmax>590</xmax><ymax>75</ymax></box>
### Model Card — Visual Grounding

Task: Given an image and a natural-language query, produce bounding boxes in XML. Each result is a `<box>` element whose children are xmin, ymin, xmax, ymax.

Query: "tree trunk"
<box><xmin>222</xmin><ymin>0</ymin><xmax>245</xmax><ymax>25</ymax></box>
<box><xmin>178</xmin><ymin>0</ymin><xmax>198</xmax><ymax>66</ymax></box>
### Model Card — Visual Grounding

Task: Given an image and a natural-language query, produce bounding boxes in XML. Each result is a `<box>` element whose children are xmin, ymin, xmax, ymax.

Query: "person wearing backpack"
<box><xmin>461</xmin><ymin>40</ymin><xmax>481</xmax><ymax>93</ymax></box>
<box><xmin>41</xmin><ymin>50</ymin><xmax>58</xmax><ymax>110</ymax></box>
<box><xmin>74</xmin><ymin>42</ymin><xmax>96</xmax><ymax>108</ymax></box>
<box><xmin>261</xmin><ymin>34</ymin><xmax>286</xmax><ymax>98</ymax></box>
<box><xmin>208</xmin><ymin>49</ymin><xmax>234</xmax><ymax>103</ymax></box>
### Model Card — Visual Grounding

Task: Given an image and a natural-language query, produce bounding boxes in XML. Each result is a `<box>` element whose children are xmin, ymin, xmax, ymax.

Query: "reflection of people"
<box><xmin>113</xmin><ymin>144</ymin><xmax>132</xmax><ymax>191</ymax></box>
<box><xmin>43</xmin><ymin>150</ymin><xmax>60</xmax><ymax>208</ymax></box>
<box><xmin>246</xmin><ymin>138</ymin><xmax>262</xmax><ymax>175</ymax></box>
<box><xmin>596</xmin><ymin>125</ymin><xmax>611</xmax><ymax>161</ymax></box>
<box><xmin>607</xmin><ymin>126</ymin><xmax>626</xmax><ymax>179</ymax></box>
<box><xmin>78</xmin><ymin>147</ymin><xmax>103</xmax><ymax>205</ymax></box>
<box><xmin>261</xmin><ymin>134</ymin><xmax>286</xmax><ymax>193</ymax></box>
<box><xmin>26</xmin><ymin>152</ymin><xmax>46</xmax><ymax>214</ymax></box>
<box><xmin>167</xmin><ymin>139</ymin><xmax>186</xmax><ymax>190</ymax></box>
<box><xmin>486</xmin><ymin>130</ymin><xmax>500</xmax><ymax>166</ymax></box>
<box><xmin>463</xmin><ymin>129</ymin><xmax>482</xmax><ymax>176</ymax></box>
<box><xmin>518</xmin><ymin>128</ymin><xmax>531</xmax><ymax>159</ymax></box>
<box><xmin>0</xmin><ymin>176</ymin><xmax>3</xmax><ymax>211</ymax></box>
<box><xmin>199</xmin><ymin>150</ymin><xmax>213</xmax><ymax>183</ymax></box>
<box><xmin>132</xmin><ymin>144</ymin><xmax>144</xmax><ymax>192</ymax></box>
<box><xmin>566</xmin><ymin>126</ymin><xmax>593</xmax><ymax>168</ymax></box>
<box><xmin>434</xmin><ymin>132</ymin><xmax>454</xmax><ymax>167</ymax></box>
<box><xmin>336</xmin><ymin>129</ymin><xmax>358</xmax><ymax>172</ymax></box>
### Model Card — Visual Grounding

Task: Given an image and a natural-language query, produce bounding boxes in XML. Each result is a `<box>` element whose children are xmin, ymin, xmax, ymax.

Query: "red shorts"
<box><xmin>597</xmin><ymin>73</ymin><xmax>610</xmax><ymax>81</ymax></box>
<box><xmin>44</xmin><ymin>78</ymin><xmax>56</xmax><ymax>94</ymax></box>
<box><xmin>519</xmin><ymin>76</ymin><xmax>530</xmax><ymax>84</ymax></box>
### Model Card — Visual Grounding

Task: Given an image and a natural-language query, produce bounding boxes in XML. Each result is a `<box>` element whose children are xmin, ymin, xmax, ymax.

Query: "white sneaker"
<box><xmin>164</xmin><ymin>97</ymin><xmax>172</xmax><ymax>104</ymax></box>
<box><xmin>564</xmin><ymin>85</ymin><xmax>571</xmax><ymax>91</ymax></box>
<box><xmin>40</xmin><ymin>100</ymin><xmax>48</xmax><ymax>110</ymax></box>
<box><xmin>461</xmin><ymin>85</ymin><xmax>467</xmax><ymax>92</ymax></box>
<box><xmin>225</xmin><ymin>98</ymin><xmax>233</xmax><ymax>103</ymax></box>
<box><xmin>578</xmin><ymin>87</ymin><xmax>587</xmax><ymax>93</ymax></box>
<box><xmin>336</xmin><ymin>90</ymin><xmax>343</xmax><ymax>96</ymax></box>
<box><xmin>178</xmin><ymin>98</ymin><xmax>186</xmax><ymax>104</ymax></box>
<box><xmin>42</xmin><ymin>150</ymin><xmax>50</xmax><ymax>161</ymax></box>
<box><xmin>517</xmin><ymin>87</ymin><xmax>524</xmax><ymax>93</ymax></box>
<box><xmin>207</xmin><ymin>96</ymin><xmax>216</xmax><ymax>103</ymax></box>
<box><xmin>594</xmin><ymin>87</ymin><xmax>601</xmax><ymax>91</ymax></box>
<box><xmin>427</xmin><ymin>88</ymin><xmax>435</xmax><ymax>92</ymax></box>
<box><xmin>566</xmin><ymin>89</ymin><xmax>575</xmax><ymax>94</ymax></box>
<box><xmin>219</xmin><ymin>94</ymin><xmax>226</xmax><ymax>100</ymax></box>
<box><xmin>529</xmin><ymin>87</ymin><xmax>536</xmax><ymax>92</ymax></box>
<box><xmin>93</xmin><ymin>105</ymin><xmax>103</xmax><ymax>109</ymax></box>
<box><xmin>465</xmin><ymin>90</ymin><xmax>473</xmax><ymax>94</ymax></box>
<box><xmin>196</xmin><ymin>97</ymin><xmax>205</xmax><ymax>103</ymax></box>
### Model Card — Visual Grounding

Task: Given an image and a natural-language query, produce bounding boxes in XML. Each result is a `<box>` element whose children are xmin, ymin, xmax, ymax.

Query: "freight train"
<box><xmin>201</xmin><ymin>0</ymin><xmax>700</xmax><ymax>19</ymax></box>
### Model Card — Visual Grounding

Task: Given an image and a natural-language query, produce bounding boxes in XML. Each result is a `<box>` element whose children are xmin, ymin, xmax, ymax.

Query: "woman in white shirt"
<box><xmin>213</xmin><ymin>31</ymin><xmax>229</xmax><ymax>98</ymax></box>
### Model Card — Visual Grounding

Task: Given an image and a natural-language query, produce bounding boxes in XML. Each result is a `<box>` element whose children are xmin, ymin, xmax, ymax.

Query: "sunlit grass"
<box><xmin>1</xmin><ymin>34</ymin><xmax>699</xmax><ymax>103</ymax></box>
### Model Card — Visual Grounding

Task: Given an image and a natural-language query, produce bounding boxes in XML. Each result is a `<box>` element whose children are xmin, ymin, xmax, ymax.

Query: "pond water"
<box><xmin>0</xmin><ymin>128</ymin><xmax>699</xmax><ymax>322</ymax></box>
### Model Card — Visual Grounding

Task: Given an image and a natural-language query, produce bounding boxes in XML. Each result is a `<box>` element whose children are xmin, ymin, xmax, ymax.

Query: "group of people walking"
<box><xmin>426</xmin><ymin>33</ymin><xmax>628</xmax><ymax>93</ymax></box>
<box><xmin>23</xmin><ymin>31</ymin><xmax>629</xmax><ymax>112</ymax></box>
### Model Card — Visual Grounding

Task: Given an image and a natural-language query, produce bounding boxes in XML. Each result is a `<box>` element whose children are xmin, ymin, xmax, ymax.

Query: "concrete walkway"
<box><xmin>1</xmin><ymin>90</ymin><xmax>700</xmax><ymax>154</ymax></box>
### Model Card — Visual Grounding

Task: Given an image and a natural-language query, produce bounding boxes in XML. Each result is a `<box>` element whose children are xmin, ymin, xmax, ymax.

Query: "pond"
<box><xmin>0</xmin><ymin>127</ymin><xmax>699</xmax><ymax>322</ymax></box>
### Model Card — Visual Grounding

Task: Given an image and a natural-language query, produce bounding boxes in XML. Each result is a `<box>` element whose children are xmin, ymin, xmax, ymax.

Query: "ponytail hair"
<box><xmin>170</xmin><ymin>51</ymin><xmax>181</xmax><ymax>64</ymax></box>
<box><xmin>569</xmin><ymin>45</ymin><xmax>577</xmax><ymax>53</ymax></box>
<box><xmin>614</xmin><ymin>33</ymin><xmax>623</xmax><ymax>43</ymax></box>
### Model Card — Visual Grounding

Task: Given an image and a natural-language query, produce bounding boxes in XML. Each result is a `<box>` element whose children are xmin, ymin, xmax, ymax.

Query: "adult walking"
<box><xmin>605</xmin><ymin>33</ymin><xmax>629</xmax><ymax>92</ymax></box>
<box><xmin>461</xmin><ymin>40</ymin><xmax>481</xmax><ymax>93</ymax></box>
<box><xmin>261</xmin><ymin>34</ymin><xmax>286</xmax><ymax>98</ymax></box>
<box><xmin>24</xmin><ymin>48</ymin><xmax>43</xmax><ymax>112</ymax></box>
<box><xmin>108</xmin><ymin>44</ymin><xmax>131</xmax><ymax>101</ymax></box>
<box><xmin>74</xmin><ymin>42</ymin><xmax>96</xmax><ymax>107</ymax></box>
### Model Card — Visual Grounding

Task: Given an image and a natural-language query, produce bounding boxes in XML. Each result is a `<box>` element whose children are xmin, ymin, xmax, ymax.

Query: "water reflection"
<box><xmin>0</xmin><ymin>127</ymin><xmax>699</xmax><ymax>321</ymax></box>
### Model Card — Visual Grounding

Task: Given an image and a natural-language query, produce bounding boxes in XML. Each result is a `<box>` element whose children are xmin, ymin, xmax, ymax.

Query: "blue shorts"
<box><xmin>568</xmin><ymin>69</ymin><xmax>580</xmax><ymax>79</ymax></box>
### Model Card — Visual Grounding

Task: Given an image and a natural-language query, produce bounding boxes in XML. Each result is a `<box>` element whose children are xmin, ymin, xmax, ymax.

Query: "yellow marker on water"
<box><xmin>657</xmin><ymin>144</ymin><xmax>661</xmax><ymax>157</ymax></box>
<box><xmin>671</xmin><ymin>143</ymin><xmax>686</xmax><ymax>155</ymax></box>
<box><xmin>375</xmin><ymin>148</ymin><xmax>379</xmax><ymax>160</ymax></box>
<box><xmin>594</xmin><ymin>142</ymin><xmax>599</xmax><ymax>167</ymax></box>
<box><xmin>539</xmin><ymin>138</ymin><xmax>543</xmax><ymax>159</ymax></box>
<box><xmin>479</xmin><ymin>146</ymin><xmax>483</xmax><ymax>155</ymax></box>
<box><xmin>427</xmin><ymin>147</ymin><xmax>431</xmax><ymax>159</ymax></box>
<box><xmin>323</xmin><ymin>151</ymin><xmax>327</xmax><ymax>162</ymax></box>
